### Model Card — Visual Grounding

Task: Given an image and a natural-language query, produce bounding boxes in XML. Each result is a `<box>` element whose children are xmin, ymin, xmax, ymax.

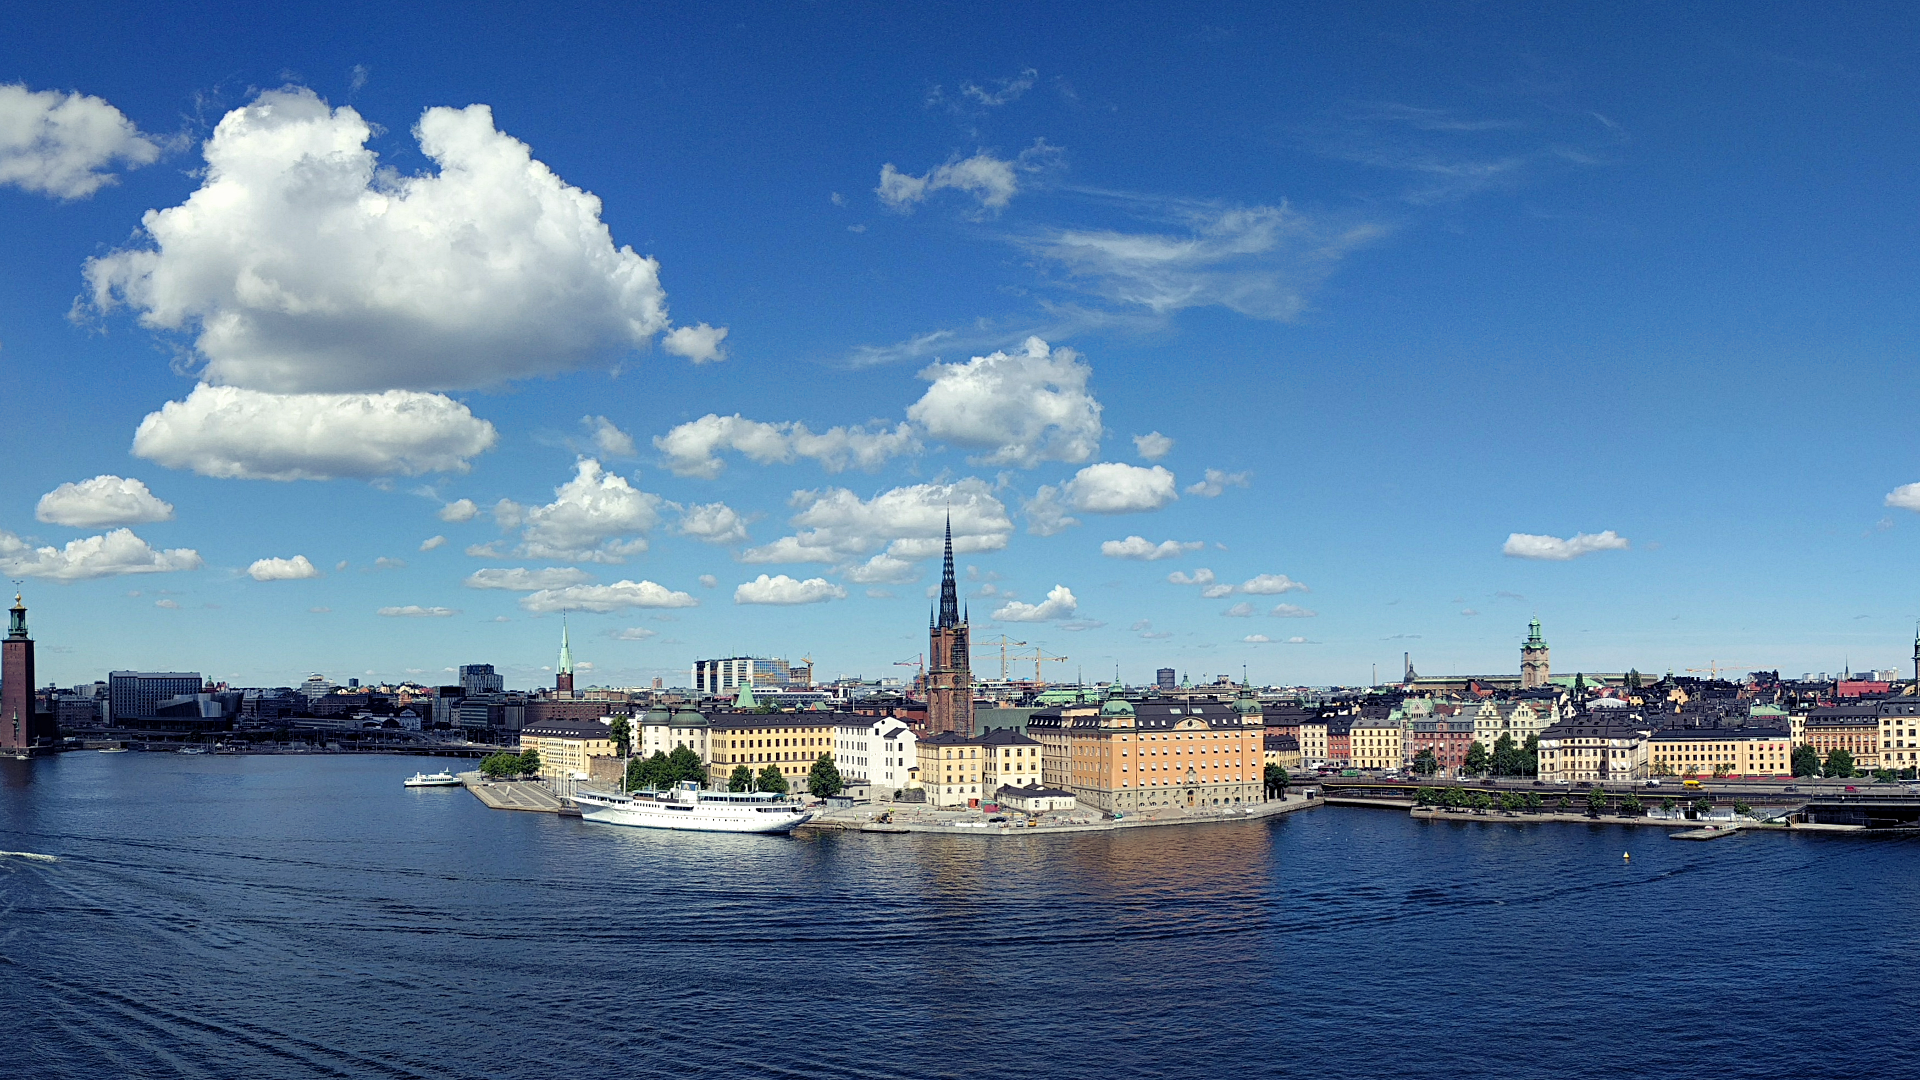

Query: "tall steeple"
<box><xmin>937</xmin><ymin>513</ymin><xmax>961</xmax><ymax>629</ymax></box>
<box><xmin>555</xmin><ymin>613</ymin><xmax>575</xmax><ymax>696</ymax></box>
<box><xmin>3</xmin><ymin>590</ymin><xmax>36</xmax><ymax>751</ymax></box>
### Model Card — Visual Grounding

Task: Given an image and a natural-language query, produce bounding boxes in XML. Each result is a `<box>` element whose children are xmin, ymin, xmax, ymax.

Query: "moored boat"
<box><xmin>403</xmin><ymin>770</ymin><xmax>462</xmax><ymax>787</ymax></box>
<box><xmin>572</xmin><ymin>780</ymin><xmax>813</xmax><ymax>834</ymax></box>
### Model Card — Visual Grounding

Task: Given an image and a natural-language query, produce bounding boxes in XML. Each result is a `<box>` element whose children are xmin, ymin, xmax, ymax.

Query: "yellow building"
<box><xmin>1263</xmin><ymin>734</ymin><xmax>1302</xmax><ymax>771</ymax></box>
<box><xmin>518</xmin><ymin>716</ymin><xmax>617</xmax><ymax>782</ymax></box>
<box><xmin>706</xmin><ymin>710</ymin><xmax>842</xmax><ymax>792</ymax></box>
<box><xmin>1880</xmin><ymin>700</ymin><xmax>1920</xmax><ymax>771</ymax></box>
<box><xmin>978</xmin><ymin>728</ymin><xmax>1043</xmax><ymax>794</ymax></box>
<box><xmin>919</xmin><ymin>731</ymin><xmax>987</xmax><ymax>806</ymax></box>
<box><xmin>1803</xmin><ymin>710</ymin><xmax>1880</xmax><ymax>770</ymax></box>
<box><xmin>1537</xmin><ymin>716</ymin><xmax>1650</xmax><ymax>783</ymax></box>
<box><xmin>1027</xmin><ymin>695</ymin><xmax>1265</xmax><ymax>814</ymax></box>
<box><xmin>1350</xmin><ymin>713</ymin><xmax>1403</xmax><ymax>771</ymax></box>
<box><xmin>1647</xmin><ymin>728</ymin><xmax>1792</xmax><ymax>778</ymax></box>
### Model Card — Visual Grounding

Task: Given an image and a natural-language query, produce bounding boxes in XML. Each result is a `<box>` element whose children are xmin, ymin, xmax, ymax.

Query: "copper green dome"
<box><xmin>1100</xmin><ymin>696</ymin><xmax>1136</xmax><ymax>718</ymax></box>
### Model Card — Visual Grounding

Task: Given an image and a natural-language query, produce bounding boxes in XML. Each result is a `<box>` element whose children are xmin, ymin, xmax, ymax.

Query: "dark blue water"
<box><xmin>3</xmin><ymin>752</ymin><xmax>1916</xmax><ymax>1079</ymax></box>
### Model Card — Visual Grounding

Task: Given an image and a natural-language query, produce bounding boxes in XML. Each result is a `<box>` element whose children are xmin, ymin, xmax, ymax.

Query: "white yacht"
<box><xmin>572</xmin><ymin>780</ymin><xmax>813</xmax><ymax>834</ymax></box>
<box><xmin>403</xmin><ymin>770</ymin><xmax>462</xmax><ymax>787</ymax></box>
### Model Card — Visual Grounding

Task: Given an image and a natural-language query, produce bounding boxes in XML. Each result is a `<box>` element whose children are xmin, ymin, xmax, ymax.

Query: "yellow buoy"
<box><xmin>1623</xmin><ymin>852</ymin><xmax>1631</xmax><ymax>861</ymax></box>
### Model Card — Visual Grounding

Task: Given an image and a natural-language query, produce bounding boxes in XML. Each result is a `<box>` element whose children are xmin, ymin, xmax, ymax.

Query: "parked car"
<box><xmin>1645</xmin><ymin>779</ymin><xmax>1662</xmax><ymax>787</ymax></box>
<box><xmin>1846</xmin><ymin>785</ymin><xmax>1859</xmax><ymax>792</ymax></box>
<box><xmin>1532</xmin><ymin>780</ymin><xmax>1545</xmax><ymax>787</ymax></box>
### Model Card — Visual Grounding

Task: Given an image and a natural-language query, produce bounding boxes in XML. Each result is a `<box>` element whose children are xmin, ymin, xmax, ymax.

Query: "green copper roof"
<box><xmin>558</xmin><ymin>616</ymin><xmax>573</xmax><ymax>675</ymax></box>
<box><xmin>734</xmin><ymin>681</ymin><xmax>758</xmax><ymax>709</ymax></box>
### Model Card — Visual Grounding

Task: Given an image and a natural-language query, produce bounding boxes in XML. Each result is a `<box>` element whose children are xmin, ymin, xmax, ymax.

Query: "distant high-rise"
<box><xmin>926</xmin><ymin>516</ymin><xmax>973</xmax><ymax>736</ymax></box>
<box><xmin>556</xmin><ymin>617</ymin><xmax>575</xmax><ymax>696</ymax></box>
<box><xmin>1156</xmin><ymin>668</ymin><xmax>1177</xmax><ymax>691</ymax></box>
<box><xmin>460</xmin><ymin>663</ymin><xmax>504</xmax><ymax>695</ymax></box>
<box><xmin>3</xmin><ymin>592</ymin><xmax>35</xmax><ymax>750</ymax></box>
<box><xmin>108</xmin><ymin>670</ymin><xmax>204</xmax><ymax>723</ymax></box>
<box><xmin>1521</xmin><ymin>618</ymin><xmax>1550</xmax><ymax>689</ymax></box>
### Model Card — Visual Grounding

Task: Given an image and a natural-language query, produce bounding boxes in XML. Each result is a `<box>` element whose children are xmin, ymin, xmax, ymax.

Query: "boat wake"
<box><xmin>0</xmin><ymin>851</ymin><xmax>58</xmax><ymax>862</ymax></box>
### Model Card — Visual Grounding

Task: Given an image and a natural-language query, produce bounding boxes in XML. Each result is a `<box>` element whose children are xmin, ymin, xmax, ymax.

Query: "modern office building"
<box><xmin>108</xmin><ymin>670</ymin><xmax>205</xmax><ymax>723</ymax></box>
<box><xmin>1156</xmin><ymin>668</ymin><xmax>1177</xmax><ymax>691</ymax></box>
<box><xmin>691</xmin><ymin>656</ymin><xmax>809</xmax><ymax>694</ymax></box>
<box><xmin>460</xmin><ymin>663</ymin><xmax>504</xmax><ymax>695</ymax></box>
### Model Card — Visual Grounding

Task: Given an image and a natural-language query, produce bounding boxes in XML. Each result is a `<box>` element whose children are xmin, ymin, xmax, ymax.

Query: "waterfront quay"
<box><xmin>1319</xmin><ymin>776</ymin><xmax>1920</xmax><ymax>830</ymax></box>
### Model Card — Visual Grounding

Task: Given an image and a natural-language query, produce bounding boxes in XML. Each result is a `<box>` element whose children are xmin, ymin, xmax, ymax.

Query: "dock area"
<box><xmin>460</xmin><ymin>772</ymin><xmax>572</xmax><ymax>813</ymax></box>
<box><xmin>802</xmin><ymin>790</ymin><xmax>1321</xmax><ymax>836</ymax></box>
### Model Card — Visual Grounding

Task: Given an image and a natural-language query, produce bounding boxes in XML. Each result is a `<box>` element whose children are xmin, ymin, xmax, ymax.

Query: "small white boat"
<box><xmin>98</xmin><ymin>747</ymin><xmax>129</xmax><ymax>754</ymax></box>
<box><xmin>403</xmin><ymin>770</ymin><xmax>461</xmax><ymax>787</ymax></box>
<box><xmin>572</xmin><ymin>780</ymin><xmax>813</xmax><ymax>834</ymax></box>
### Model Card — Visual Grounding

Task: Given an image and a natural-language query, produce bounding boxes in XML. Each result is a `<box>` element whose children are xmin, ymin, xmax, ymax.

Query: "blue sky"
<box><xmin>3</xmin><ymin>2</ymin><xmax>1919</xmax><ymax>690</ymax></box>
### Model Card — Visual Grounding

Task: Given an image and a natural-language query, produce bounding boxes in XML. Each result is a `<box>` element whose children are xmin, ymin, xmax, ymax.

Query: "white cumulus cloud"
<box><xmin>1132</xmin><ymin>431</ymin><xmax>1174</xmax><ymax>461</ymax></box>
<box><xmin>438</xmin><ymin>498</ymin><xmax>479</xmax><ymax>523</ymax></box>
<box><xmin>742</xmin><ymin>479</ymin><xmax>1011</xmax><ymax>577</ymax></box>
<box><xmin>464</xmin><ymin>567</ymin><xmax>591</xmax><ymax>591</ymax></box>
<box><xmin>582</xmin><ymin>416</ymin><xmax>636</xmax><ymax>458</ymax></box>
<box><xmin>675</xmin><ymin>502</ymin><xmax>749</xmax><ymax>545</ymax></box>
<box><xmin>378</xmin><ymin>605</ymin><xmax>458</xmax><ymax>618</ymax></box>
<box><xmin>654</xmin><ymin>413</ymin><xmax>918</xmax><ymax>479</ymax></box>
<box><xmin>1186</xmin><ymin>468</ymin><xmax>1250</xmax><ymax>497</ymax></box>
<box><xmin>1101</xmin><ymin>536</ymin><xmax>1203</xmax><ymax>561</ymax></box>
<box><xmin>662</xmin><ymin>322</ymin><xmax>729</xmax><ymax>364</ymax></box>
<box><xmin>1168</xmin><ymin>568</ymin><xmax>1216</xmax><ymax>586</ymax></box>
<box><xmin>1240</xmin><ymin>573</ymin><xmax>1308</xmax><ymax>594</ymax></box>
<box><xmin>609</xmin><ymin>626</ymin><xmax>658</xmax><ymax>640</ymax></box>
<box><xmin>1502</xmin><ymin>530</ymin><xmax>1630</xmax><ymax>561</ymax></box>
<box><xmin>1269</xmin><ymin>603</ymin><xmax>1316</xmax><ymax>618</ymax></box>
<box><xmin>35</xmin><ymin>475</ymin><xmax>174</xmax><ymax>528</ymax></box>
<box><xmin>247</xmin><ymin>555</ymin><xmax>321</xmax><ymax>581</ymax></box>
<box><xmin>908</xmin><ymin>337</ymin><xmax>1102</xmax><ymax>468</ymax></box>
<box><xmin>993</xmin><ymin>584</ymin><xmax>1078</xmax><ymax>622</ymax></box>
<box><xmin>419</xmin><ymin>535</ymin><xmax>447</xmax><ymax>551</ymax></box>
<box><xmin>878</xmin><ymin>152</ymin><xmax>1019</xmax><ymax>213</ymax></box>
<box><xmin>501</xmin><ymin>458</ymin><xmax>662</xmax><ymax>563</ymax></box>
<box><xmin>518</xmin><ymin>579</ymin><xmax>699</xmax><ymax>613</ymax></box>
<box><xmin>0</xmin><ymin>528</ymin><xmax>202</xmax><ymax>582</ymax></box>
<box><xmin>1223</xmin><ymin>602</ymin><xmax>1256</xmax><ymax>617</ymax></box>
<box><xmin>734</xmin><ymin>574</ymin><xmax>848</xmax><ymax>605</ymax></box>
<box><xmin>0</xmin><ymin>84</ymin><xmax>161</xmax><ymax>199</ymax></box>
<box><xmin>82</xmin><ymin>86</ymin><xmax>690</xmax><ymax>394</ymax></box>
<box><xmin>1244</xmin><ymin>634</ymin><xmax>1272</xmax><ymax>644</ymax></box>
<box><xmin>1886</xmin><ymin>484</ymin><xmax>1920</xmax><ymax>511</ymax></box>
<box><xmin>132</xmin><ymin>385</ymin><xmax>497</xmax><ymax>481</ymax></box>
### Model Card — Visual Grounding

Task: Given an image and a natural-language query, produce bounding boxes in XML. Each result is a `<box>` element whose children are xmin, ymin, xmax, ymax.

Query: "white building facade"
<box><xmin>833</xmin><ymin>718</ymin><xmax>918</xmax><ymax>799</ymax></box>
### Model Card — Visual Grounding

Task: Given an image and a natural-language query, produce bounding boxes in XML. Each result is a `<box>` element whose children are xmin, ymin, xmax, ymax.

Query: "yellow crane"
<box><xmin>1031</xmin><ymin>646</ymin><xmax>1067</xmax><ymax>686</ymax></box>
<box><xmin>982</xmin><ymin>634</ymin><xmax>1028</xmax><ymax>680</ymax></box>
<box><xmin>1684</xmin><ymin>661</ymin><xmax>1748</xmax><ymax>680</ymax></box>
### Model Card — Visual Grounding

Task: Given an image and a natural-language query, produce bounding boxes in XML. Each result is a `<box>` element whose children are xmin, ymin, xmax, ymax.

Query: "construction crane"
<box><xmin>797</xmin><ymin>654</ymin><xmax>815</xmax><ymax>686</ymax></box>
<box><xmin>1684</xmin><ymin>661</ymin><xmax>1748</xmax><ymax>680</ymax></box>
<box><xmin>1031</xmin><ymin>646</ymin><xmax>1067</xmax><ymax>686</ymax></box>
<box><xmin>982</xmin><ymin>634</ymin><xmax>1028</xmax><ymax>680</ymax></box>
<box><xmin>893</xmin><ymin>653</ymin><xmax>924</xmax><ymax>692</ymax></box>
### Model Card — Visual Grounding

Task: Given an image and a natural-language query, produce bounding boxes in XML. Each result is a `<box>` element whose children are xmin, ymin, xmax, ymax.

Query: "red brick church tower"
<box><xmin>926</xmin><ymin>517</ymin><xmax>973</xmax><ymax>736</ymax></box>
<box><xmin>3</xmin><ymin>591</ymin><xmax>36</xmax><ymax>751</ymax></box>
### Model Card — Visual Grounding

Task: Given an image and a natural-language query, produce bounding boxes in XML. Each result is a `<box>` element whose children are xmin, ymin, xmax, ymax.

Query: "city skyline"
<box><xmin>6</xmin><ymin>4</ymin><xmax>1920</xmax><ymax>688</ymax></box>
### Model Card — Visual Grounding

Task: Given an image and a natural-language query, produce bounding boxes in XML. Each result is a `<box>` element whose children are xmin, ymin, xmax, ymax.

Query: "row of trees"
<box><xmin>619</xmin><ymin>744</ymin><xmax>843</xmax><ymax>799</ymax></box>
<box><xmin>1409</xmin><ymin>734</ymin><xmax>1540</xmax><ymax>778</ymax></box>
<box><xmin>479</xmin><ymin>750</ymin><xmax>541</xmax><ymax>779</ymax></box>
<box><xmin>1415</xmin><ymin>785</ymin><xmax>1665</xmax><ymax>816</ymax></box>
<box><xmin>626</xmin><ymin>746</ymin><xmax>707</xmax><ymax>792</ymax></box>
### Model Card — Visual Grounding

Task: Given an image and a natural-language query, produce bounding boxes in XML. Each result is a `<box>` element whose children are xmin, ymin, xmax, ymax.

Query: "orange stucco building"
<box><xmin>1028</xmin><ymin>694</ymin><xmax>1265</xmax><ymax>814</ymax></box>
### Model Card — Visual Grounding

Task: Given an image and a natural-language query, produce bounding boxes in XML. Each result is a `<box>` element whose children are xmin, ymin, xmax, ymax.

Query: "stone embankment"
<box><xmin>460</xmin><ymin>772</ymin><xmax>572</xmax><ymax>813</ymax></box>
<box><xmin>801</xmin><ymin>790</ymin><xmax>1321</xmax><ymax>836</ymax></box>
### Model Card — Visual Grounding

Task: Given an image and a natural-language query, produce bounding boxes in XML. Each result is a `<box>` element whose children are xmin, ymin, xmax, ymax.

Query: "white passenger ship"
<box><xmin>571</xmin><ymin>780</ymin><xmax>813</xmax><ymax>834</ymax></box>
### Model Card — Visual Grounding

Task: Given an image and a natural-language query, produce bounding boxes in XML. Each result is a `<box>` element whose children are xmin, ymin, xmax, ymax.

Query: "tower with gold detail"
<box><xmin>556</xmin><ymin>615</ymin><xmax>575</xmax><ymax>697</ymax></box>
<box><xmin>1520</xmin><ymin>617</ymin><xmax>1550</xmax><ymax>689</ymax></box>
<box><xmin>3</xmin><ymin>592</ymin><xmax>37</xmax><ymax>751</ymax></box>
<box><xmin>926</xmin><ymin>517</ymin><xmax>973</xmax><ymax>736</ymax></box>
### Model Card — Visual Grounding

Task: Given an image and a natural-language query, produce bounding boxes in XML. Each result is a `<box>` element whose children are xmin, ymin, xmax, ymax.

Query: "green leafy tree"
<box><xmin>1693</xmin><ymin>797</ymin><xmax>1713</xmax><ymax>816</ymax></box>
<box><xmin>1627</xmin><ymin>669</ymin><xmax>1642</xmax><ymax>690</ymax></box>
<box><xmin>728</xmin><ymin>763</ymin><xmax>754</xmax><ymax>792</ymax></box>
<box><xmin>757</xmin><ymin>764</ymin><xmax>790</xmax><ymax>794</ymax></box>
<box><xmin>1733</xmin><ymin>799</ymin><xmax>1753</xmax><ymax>816</ymax></box>
<box><xmin>1519</xmin><ymin>735</ymin><xmax>1540</xmax><ymax>777</ymax></box>
<box><xmin>1525</xmin><ymin>791</ymin><xmax>1543</xmax><ymax>811</ymax></box>
<box><xmin>1618</xmin><ymin>792</ymin><xmax>1643</xmax><ymax>815</ymax></box>
<box><xmin>1791</xmin><ymin>744</ymin><xmax>1822</xmax><ymax>778</ymax></box>
<box><xmin>1411</xmin><ymin>748</ymin><xmax>1438</xmax><ymax>776</ymax></box>
<box><xmin>516</xmin><ymin>749</ymin><xmax>541</xmax><ymax>776</ymax></box>
<box><xmin>1264</xmin><ymin>763</ymin><xmax>1291</xmax><ymax>797</ymax></box>
<box><xmin>1500</xmin><ymin>791</ymin><xmax>1523</xmax><ymax>811</ymax></box>
<box><xmin>1464</xmin><ymin>741</ymin><xmax>1490</xmax><ymax>776</ymax></box>
<box><xmin>807</xmin><ymin>753</ymin><xmax>845</xmax><ymax>798</ymax></box>
<box><xmin>1586</xmin><ymin>785</ymin><xmax>1608</xmax><ymax>815</ymax></box>
<box><xmin>1872</xmin><ymin>768</ymin><xmax>1896</xmax><ymax>784</ymax></box>
<box><xmin>1557</xmin><ymin>795</ymin><xmax>1572</xmax><ymax>811</ymax></box>
<box><xmin>1825</xmin><ymin>748</ymin><xmax>1856</xmax><ymax>778</ymax></box>
<box><xmin>1443</xmin><ymin>787</ymin><xmax>1469</xmax><ymax>809</ymax></box>
<box><xmin>479</xmin><ymin>752</ymin><xmax>516</xmax><ymax>779</ymax></box>
<box><xmin>608</xmin><ymin>718</ymin><xmax>631</xmax><ymax>759</ymax></box>
<box><xmin>1662</xmin><ymin>796</ymin><xmax>1677</xmax><ymax>814</ymax></box>
<box><xmin>624</xmin><ymin>755</ymin><xmax>646</xmax><ymax>791</ymax></box>
<box><xmin>1712</xmin><ymin>763</ymin><xmax>1730</xmax><ymax>779</ymax></box>
<box><xmin>1470</xmin><ymin>790</ymin><xmax>1494</xmax><ymax>810</ymax></box>
<box><xmin>1492</xmin><ymin>734</ymin><xmax>1519</xmax><ymax>777</ymax></box>
<box><xmin>1416</xmin><ymin>787</ymin><xmax>1440</xmax><ymax>806</ymax></box>
<box><xmin>630</xmin><ymin>750</ymin><xmax>672</xmax><ymax>791</ymax></box>
<box><xmin>668</xmin><ymin>745</ymin><xmax>706</xmax><ymax>786</ymax></box>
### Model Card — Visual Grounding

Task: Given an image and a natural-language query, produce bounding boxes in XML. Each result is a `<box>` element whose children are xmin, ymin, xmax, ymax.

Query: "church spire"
<box><xmin>937</xmin><ymin>513</ymin><xmax>961</xmax><ymax>629</ymax></box>
<box><xmin>558</xmin><ymin>614</ymin><xmax>573</xmax><ymax>675</ymax></box>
